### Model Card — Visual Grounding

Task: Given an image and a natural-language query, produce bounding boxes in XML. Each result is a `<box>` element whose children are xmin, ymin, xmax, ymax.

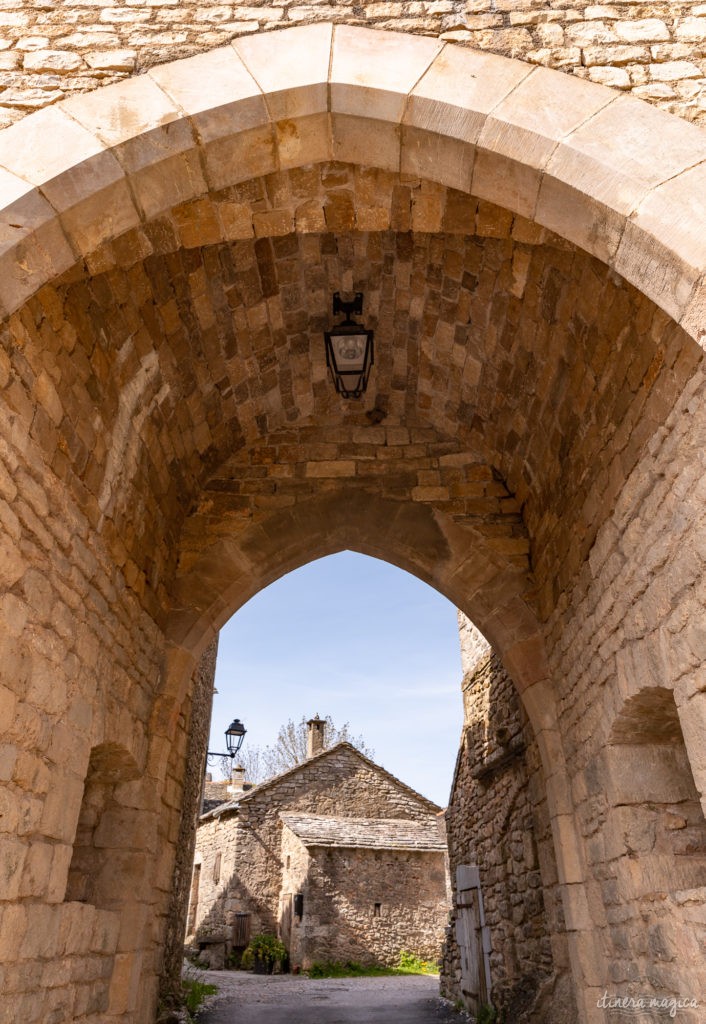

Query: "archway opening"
<box><xmin>175</xmin><ymin>551</ymin><xmax>571</xmax><ymax>1024</ymax></box>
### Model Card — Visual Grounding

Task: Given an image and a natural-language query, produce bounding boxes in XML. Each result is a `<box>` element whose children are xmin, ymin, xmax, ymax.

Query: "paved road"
<box><xmin>196</xmin><ymin>972</ymin><xmax>470</xmax><ymax>1024</ymax></box>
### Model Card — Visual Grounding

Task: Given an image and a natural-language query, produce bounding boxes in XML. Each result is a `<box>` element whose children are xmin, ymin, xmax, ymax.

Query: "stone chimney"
<box><xmin>227</xmin><ymin>764</ymin><xmax>246</xmax><ymax>796</ymax></box>
<box><xmin>306</xmin><ymin>715</ymin><xmax>325</xmax><ymax>759</ymax></box>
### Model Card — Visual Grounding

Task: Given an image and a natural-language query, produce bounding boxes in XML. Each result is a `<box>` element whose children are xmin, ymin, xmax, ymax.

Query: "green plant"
<box><xmin>307</xmin><ymin>960</ymin><xmax>393</xmax><ymax>978</ymax></box>
<box><xmin>476</xmin><ymin>1003</ymin><xmax>498</xmax><ymax>1024</ymax></box>
<box><xmin>182</xmin><ymin>977</ymin><xmax>218</xmax><ymax>1014</ymax></box>
<box><xmin>397</xmin><ymin>950</ymin><xmax>438</xmax><ymax>975</ymax></box>
<box><xmin>305</xmin><ymin>954</ymin><xmax>438</xmax><ymax>980</ymax></box>
<box><xmin>241</xmin><ymin>933</ymin><xmax>287</xmax><ymax>972</ymax></box>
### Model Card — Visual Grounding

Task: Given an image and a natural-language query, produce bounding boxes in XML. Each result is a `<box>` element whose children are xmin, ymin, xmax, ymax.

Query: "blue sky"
<box><xmin>209</xmin><ymin>551</ymin><xmax>464</xmax><ymax>807</ymax></box>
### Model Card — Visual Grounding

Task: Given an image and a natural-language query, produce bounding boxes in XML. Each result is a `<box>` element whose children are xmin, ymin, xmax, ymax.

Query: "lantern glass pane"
<box><xmin>331</xmin><ymin>332</ymin><xmax>368</xmax><ymax>371</ymax></box>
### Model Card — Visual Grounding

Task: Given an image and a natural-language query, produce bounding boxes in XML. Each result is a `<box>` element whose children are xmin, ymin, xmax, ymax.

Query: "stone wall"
<box><xmin>282</xmin><ymin>831</ymin><xmax>448</xmax><ymax>968</ymax></box>
<box><xmin>190</xmin><ymin>745</ymin><xmax>444</xmax><ymax>944</ymax></box>
<box><xmin>442</xmin><ymin>618</ymin><xmax>575</xmax><ymax>1024</ymax></box>
<box><xmin>2</xmin><ymin>2</ymin><xmax>706</xmax><ymax>128</ymax></box>
<box><xmin>543</xmin><ymin>360</ymin><xmax>706</xmax><ymax>1014</ymax></box>
<box><xmin>159</xmin><ymin>637</ymin><xmax>218</xmax><ymax>1005</ymax></box>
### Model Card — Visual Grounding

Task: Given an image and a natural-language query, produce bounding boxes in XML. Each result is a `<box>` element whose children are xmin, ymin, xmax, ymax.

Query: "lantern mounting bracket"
<box><xmin>333</xmin><ymin>291</ymin><xmax>364</xmax><ymax>323</ymax></box>
<box><xmin>206</xmin><ymin>718</ymin><xmax>247</xmax><ymax>765</ymax></box>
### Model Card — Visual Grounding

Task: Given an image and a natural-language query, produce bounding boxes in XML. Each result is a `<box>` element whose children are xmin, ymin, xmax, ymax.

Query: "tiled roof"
<box><xmin>238</xmin><ymin>742</ymin><xmax>442</xmax><ymax>813</ymax></box>
<box><xmin>280</xmin><ymin>813</ymin><xmax>447</xmax><ymax>851</ymax></box>
<box><xmin>202</xmin><ymin>797</ymin><xmax>228</xmax><ymax>814</ymax></box>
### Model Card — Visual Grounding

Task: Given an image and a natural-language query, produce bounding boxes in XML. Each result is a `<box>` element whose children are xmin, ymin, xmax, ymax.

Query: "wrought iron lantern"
<box><xmin>207</xmin><ymin>718</ymin><xmax>247</xmax><ymax>764</ymax></box>
<box><xmin>324</xmin><ymin>291</ymin><xmax>374</xmax><ymax>399</ymax></box>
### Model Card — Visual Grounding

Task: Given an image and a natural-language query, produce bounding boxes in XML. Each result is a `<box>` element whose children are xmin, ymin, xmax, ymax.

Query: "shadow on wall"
<box><xmin>601</xmin><ymin>687</ymin><xmax>706</xmax><ymax>975</ymax></box>
<box><xmin>66</xmin><ymin>742</ymin><xmax>147</xmax><ymax>911</ymax></box>
<box><xmin>442</xmin><ymin>647</ymin><xmax>576</xmax><ymax>1024</ymax></box>
<box><xmin>187</xmin><ymin>840</ymin><xmax>280</xmax><ymax>967</ymax></box>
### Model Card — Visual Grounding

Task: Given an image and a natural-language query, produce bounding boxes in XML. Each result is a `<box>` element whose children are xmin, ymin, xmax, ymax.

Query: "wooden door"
<box><xmin>455</xmin><ymin>865</ymin><xmax>491</xmax><ymax>1012</ymax></box>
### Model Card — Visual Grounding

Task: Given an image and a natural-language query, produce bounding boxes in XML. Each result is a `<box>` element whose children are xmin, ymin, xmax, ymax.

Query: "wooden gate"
<box><xmin>455</xmin><ymin>865</ymin><xmax>491</xmax><ymax>1013</ymax></box>
<box><xmin>232</xmin><ymin>912</ymin><xmax>251</xmax><ymax>949</ymax></box>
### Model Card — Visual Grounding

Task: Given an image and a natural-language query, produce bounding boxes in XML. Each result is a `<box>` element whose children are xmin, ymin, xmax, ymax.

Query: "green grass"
<box><xmin>307</xmin><ymin>951</ymin><xmax>438</xmax><ymax>979</ymax></box>
<box><xmin>182</xmin><ymin>977</ymin><xmax>218</xmax><ymax>1014</ymax></box>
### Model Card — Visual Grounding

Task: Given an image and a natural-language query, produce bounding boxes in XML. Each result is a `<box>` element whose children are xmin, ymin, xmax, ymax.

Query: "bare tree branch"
<box><xmin>215</xmin><ymin>715</ymin><xmax>374</xmax><ymax>784</ymax></box>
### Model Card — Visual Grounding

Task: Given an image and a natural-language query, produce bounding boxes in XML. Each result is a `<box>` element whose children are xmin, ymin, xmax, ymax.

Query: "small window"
<box><xmin>286</xmin><ymin>855</ymin><xmax>291</xmax><ymax>869</ymax></box>
<box><xmin>213</xmin><ymin>852</ymin><xmax>222</xmax><ymax>884</ymax></box>
<box><xmin>373</xmin><ymin>902</ymin><xmax>381</xmax><ymax>917</ymax></box>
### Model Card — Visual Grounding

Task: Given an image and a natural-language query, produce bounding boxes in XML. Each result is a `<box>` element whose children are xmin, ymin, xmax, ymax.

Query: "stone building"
<box><xmin>0</xmin><ymin>1</ymin><xmax>705</xmax><ymax>1022</ymax></box>
<box><xmin>442</xmin><ymin>613</ymin><xmax>706</xmax><ymax>1023</ymax></box>
<box><xmin>189</xmin><ymin>720</ymin><xmax>449</xmax><ymax>970</ymax></box>
<box><xmin>441</xmin><ymin>618</ymin><xmax>573</xmax><ymax>1023</ymax></box>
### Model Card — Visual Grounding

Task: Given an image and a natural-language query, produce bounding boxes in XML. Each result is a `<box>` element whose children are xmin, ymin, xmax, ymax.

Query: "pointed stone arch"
<box><xmin>0</xmin><ymin>23</ymin><xmax>703</xmax><ymax>341</ymax></box>
<box><xmin>0</xmin><ymin>21</ymin><xmax>704</xmax><ymax>1024</ymax></box>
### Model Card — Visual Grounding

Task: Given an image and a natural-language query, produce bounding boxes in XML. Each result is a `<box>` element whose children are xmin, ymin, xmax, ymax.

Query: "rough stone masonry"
<box><xmin>2</xmin><ymin>2</ymin><xmax>706</xmax><ymax>127</ymax></box>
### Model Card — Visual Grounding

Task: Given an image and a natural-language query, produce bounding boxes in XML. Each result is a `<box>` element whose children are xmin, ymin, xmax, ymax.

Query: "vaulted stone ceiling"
<box><xmin>4</xmin><ymin>165</ymin><xmax>701</xmax><ymax>631</ymax></box>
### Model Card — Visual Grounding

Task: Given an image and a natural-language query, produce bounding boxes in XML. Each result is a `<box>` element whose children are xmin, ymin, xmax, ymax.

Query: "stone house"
<box><xmin>188</xmin><ymin>719</ymin><xmax>449</xmax><ymax>970</ymax></box>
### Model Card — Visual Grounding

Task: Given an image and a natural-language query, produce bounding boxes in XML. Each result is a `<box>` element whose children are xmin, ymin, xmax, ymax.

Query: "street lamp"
<box><xmin>324</xmin><ymin>291</ymin><xmax>374</xmax><ymax>399</ymax></box>
<box><xmin>207</xmin><ymin>718</ymin><xmax>247</xmax><ymax>764</ymax></box>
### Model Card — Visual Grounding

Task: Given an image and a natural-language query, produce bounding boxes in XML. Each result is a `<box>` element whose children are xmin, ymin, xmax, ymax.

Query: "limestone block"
<box><xmin>475</xmin><ymin>67</ymin><xmax>613</xmax><ymax>221</ymax></box>
<box><xmin>537</xmin><ymin>92</ymin><xmax>706</xmax><ymax>296</ymax></box>
<box><xmin>583</xmin><ymin>44</ymin><xmax>648</xmax><ymax>65</ymax></box>
<box><xmin>0</xmin><ymin>903</ymin><xmax>27</xmax><ymax>960</ymax></box>
<box><xmin>60</xmin><ymin>73</ymin><xmax>183</xmax><ymax>159</ymax></box>
<box><xmin>84</xmin><ymin>49</ymin><xmax>137</xmax><ymax>71</ymax></box>
<box><xmin>47</xmin><ymin>843</ymin><xmax>72</xmax><ymax>903</ymax></box>
<box><xmin>616</xmin><ymin>853</ymin><xmax>706</xmax><ymax>899</ymax></box>
<box><xmin>615</xmin><ymin>19</ymin><xmax>670</xmax><ymax>44</ymax></box>
<box><xmin>0</xmin><ymin>534</ymin><xmax>24</xmax><ymax>589</ymax></box>
<box><xmin>676</xmin><ymin>17</ymin><xmax>706</xmax><ymax>43</ymax></box>
<box><xmin>674</xmin><ymin>690</ymin><xmax>706</xmax><ymax>790</ymax></box>
<box><xmin>0</xmin><ymin>105</ymin><xmax>118</xmax><ymax>212</ymax></box>
<box><xmin>613</xmin><ymin>218</ymin><xmax>699</xmax><ymax>325</ymax></box>
<box><xmin>400</xmin><ymin>125</ymin><xmax>473</xmax><ymax>194</ymax></box>
<box><xmin>0</xmin><ymin>186</ymin><xmax>76</xmax><ymax>318</ymax></box>
<box><xmin>551</xmin><ymin>92</ymin><xmax>706</xmax><ymax>203</ymax></box>
<box><xmin>588</xmin><ymin>66</ymin><xmax>630</xmax><ymax>88</ymax></box>
<box><xmin>604</xmin><ymin>744</ymin><xmax>698</xmax><ymax>806</ymax></box>
<box><xmin>603</xmin><ymin>805</ymin><xmax>656</xmax><ymax>861</ymax></box>
<box><xmin>331</xmin><ymin>113</ymin><xmax>400</xmax><ymax>173</ymax></box>
<box><xmin>24</xmin><ymin>50</ymin><xmax>84</xmax><ymax>73</ymax></box>
<box><xmin>405</xmin><ymin>44</ymin><xmax>532</xmax><ymax>146</ymax></box>
<box><xmin>18</xmin><ymin>838</ymin><xmax>54</xmax><ymax>898</ymax></box>
<box><xmin>650</xmin><ymin>60</ymin><xmax>703</xmax><ymax>82</ymax></box>
<box><xmin>108</xmin><ymin>951</ymin><xmax>141</xmax><ymax>1014</ymax></box>
<box><xmin>551</xmin><ymin>813</ymin><xmax>586</xmax><ymax>886</ymax></box>
<box><xmin>627</xmin><ymin>160</ymin><xmax>706</xmax><ymax>312</ymax></box>
<box><xmin>330</xmin><ymin>25</ymin><xmax>441</xmax><ymax>123</ymax></box>
<box><xmin>40</xmin><ymin>774</ymin><xmax>85</xmax><ymax>842</ymax></box>
<box><xmin>148</xmin><ymin>46</ymin><xmax>267</xmax><ymax>165</ymax></box>
<box><xmin>205</xmin><ymin>124</ymin><xmax>277</xmax><ymax>192</ymax></box>
<box><xmin>276</xmin><ymin>113</ymin><xmax>332</xmax><ymax>172</ymax></box>
<box><xmin>234</xmin><ymin>22</ymin><xmax>332</xmax><ymax>121</ymax></box>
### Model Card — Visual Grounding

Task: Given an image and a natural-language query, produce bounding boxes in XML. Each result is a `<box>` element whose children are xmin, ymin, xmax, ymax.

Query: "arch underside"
<box><xmin>0</xmin><ymin>22</ymin><xmax>701</xmax><ymax>681</ymax></box>
<box><xmin>9</xmin><ymin>177</ymin><xmax>700</xmax><ymax>678</ymax></box>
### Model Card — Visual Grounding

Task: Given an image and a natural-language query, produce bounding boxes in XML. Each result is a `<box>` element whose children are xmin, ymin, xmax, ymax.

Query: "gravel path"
<box><xmin>195</xmin><ymin>972</ymin><xmax>471</xmax><ymax>1024</ymax></box>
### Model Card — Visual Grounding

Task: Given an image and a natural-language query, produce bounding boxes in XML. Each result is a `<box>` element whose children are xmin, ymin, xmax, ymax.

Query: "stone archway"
<box><xmin>0</xmin><ymin>23</ymin><xmax>704</xmax><ymax>1024</ymax></box>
